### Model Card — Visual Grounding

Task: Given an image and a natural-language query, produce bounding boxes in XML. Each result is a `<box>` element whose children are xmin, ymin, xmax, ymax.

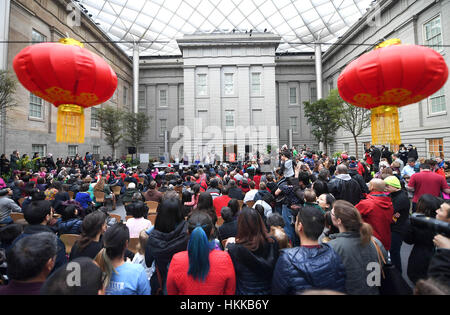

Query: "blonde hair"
<box><xmin>304</xmin><ymin>188</ymin><xmax>317</xmax><ymax>203</ymax></box>
<box><xmin>269</xmin><ymin>226</ymin><xmax>291</xmax><ymax>249</ymax></box>
<box><xmin>138</xmin><ymin>230</ymin><xmax>149</xmax><ymax>255</ymax></box>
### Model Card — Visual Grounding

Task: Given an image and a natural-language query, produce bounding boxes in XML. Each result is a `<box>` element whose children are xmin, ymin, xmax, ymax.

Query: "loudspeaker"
<box><xmin>128</xmin><ymin>147</ymin><xmax>137</xmax><ymax>154</ymax></box>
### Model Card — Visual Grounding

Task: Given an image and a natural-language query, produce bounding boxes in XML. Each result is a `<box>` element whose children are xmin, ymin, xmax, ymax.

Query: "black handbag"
<box><xmin>372</xmin><ymin>239</ymin><xmax>413</xmax><ymax>295</ymax></box>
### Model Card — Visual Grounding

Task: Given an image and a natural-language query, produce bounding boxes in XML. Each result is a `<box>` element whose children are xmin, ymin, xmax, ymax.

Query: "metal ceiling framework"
<box><xmin>73</xmin><ymin>0</ymin><xmax>375</xmax><ymax>56</ymax></box>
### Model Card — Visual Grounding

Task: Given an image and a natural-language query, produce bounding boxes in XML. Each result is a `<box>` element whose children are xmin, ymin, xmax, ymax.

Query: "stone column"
<box><xmin>0</xmin><ymin>0</ymin><xmax>10</xmax><ymax>154</ymax></box>
<box><xmin>133</xmin><ymin>45</ymin><xmax>140</xmax><ymax>114</ymax></box>
<box><xmin>315</xmin><ymin>43</ymin><xmax>323</xmax><ymax>100</ymax></box>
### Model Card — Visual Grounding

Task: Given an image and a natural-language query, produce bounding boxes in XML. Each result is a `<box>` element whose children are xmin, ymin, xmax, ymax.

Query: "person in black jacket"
<box><xmin>226</xmin><ymin>207</ymin><xmax>279</xmax><ymax>295</ymax></box>
<box><xmin>385</xmin><ymin>176</ymin><xmax>410</xmax><ymax>273</ymax></box>
<box><xmin>218</xmin><ymin>207</ymin><xmax>238</xmax><ymax>244</ymax></box>
<box><xmin>370</xmin><ymin>146</ymin><xmax>382</xmax><ymax>172</ymax></box>
<box><xmin>327</xmin><ymin>164</ymin><xmax>363</xmax><ymax>206</ymax></box>
<box><xmin>404</xmin><ymin>194</ymin><xmax>443</xmax><ymax>284</ymax></box>
<box><xmin>407</xmin><ymin>144</ymin><xmax>419</xmax><ymax>162</ymax></box>
<box><xmin>145</xmin><ymin>197</ymin><xmax>189</xmax><ymax>295</ymax></box>
<box><xmin>272</xmin><ymin>205</ymin><xmax>346</xmax><ymax>295</ymax></box>
<box><xmin>348</xmin><ymin>161</ymin><xmax>369</xmax><ymax>195</ymax></box>
<box><xmin>381</xmin><ymin>145</ymin><xmax>393</xmax><ymax>164</ymax></box>
<box><xmin>10</xmin><ymin>199</ymin><xmax>67</xmax><ymax>273</ymax></box>
<box><xmin>227</xmin><ymin>180</ymin><xmax>244</xmax><ymax>200</ymax></box>
<box><xmin>398</xmin><ymin>144</ymin><xmax>409</xmax><ymax>166</ymax></box>
<box><xmin>429</xmin><ymin>234</ymin><xmax>450</xmax><ymax>287</ymax></box>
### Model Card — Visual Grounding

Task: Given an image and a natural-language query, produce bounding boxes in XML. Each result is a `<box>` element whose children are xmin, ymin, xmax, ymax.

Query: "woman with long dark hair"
<box><xmin>145</xmin><ymin>197</ymin><xmax>189</xmax><ymax>295</ymax></box>
<box><xmin>69</xmin><ymin>211</ymin><xmax>107</xmax><ymax>261</ymax></box>
<box><xmin>327</xmin><ymin>200</ymin><xmax>387</xmax><ymax>295</ymax></box>
<box><xmin>95</xmin><ymin>223</ymin><xmax>150</xmax><ymax>295</ymax></box>
<box><xmin>226</xmin><ymin>207</ymin><xmax>279</xmax><ymax>295</ymax></box>
<box><xmin>166</xmin><ymin>212</ymin><xmax>235</xmax><ymax>295</ymax></box>
<box><xmin>195</xmin><ymin>192</ymin><xmax>217</xmax><ymax>226</ymax></box>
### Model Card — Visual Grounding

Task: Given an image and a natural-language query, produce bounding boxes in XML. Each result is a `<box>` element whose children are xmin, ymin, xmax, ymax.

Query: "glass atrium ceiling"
<box><xmin>74</xmin><ymin>0</ymin><xmax>375</xmax><ymax>56</ymax></box>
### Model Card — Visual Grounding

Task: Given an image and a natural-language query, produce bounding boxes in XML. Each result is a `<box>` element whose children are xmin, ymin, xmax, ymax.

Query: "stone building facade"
<box><xmin>2</xmin><ymin>0</ymin><xmax>133</xmax><ymax>159</ymax></box>
<box><xmin>2</xmin><ymin>0</ymin><xmax>449</xmax><ymax>162</ymax></box>
<box><xmin>323</xmin><ymin>0</ymin><xmax>450</xmax><ymax>159</ymax></box>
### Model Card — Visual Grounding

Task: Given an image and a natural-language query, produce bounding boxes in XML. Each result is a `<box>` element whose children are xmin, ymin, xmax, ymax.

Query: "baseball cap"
<box><xmin>384</xmin><ymin>176</ymin><xmax>401</xmax><ymax>189</ymax></box>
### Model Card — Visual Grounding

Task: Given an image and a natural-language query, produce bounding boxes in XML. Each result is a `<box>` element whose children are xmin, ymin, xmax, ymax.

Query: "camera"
<box><xmin>410</xmin><ymin>213</ymin><xmax>450</xmax><ymax>237</ymax></box>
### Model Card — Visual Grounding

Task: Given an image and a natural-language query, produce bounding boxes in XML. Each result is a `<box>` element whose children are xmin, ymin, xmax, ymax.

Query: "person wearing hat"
<box><xmin>122</xmin><ymin>182</ymin><xmax>138</xmax><ymax>205</ymax></box>
<box><xmin>385</xmin><ymin>176</ymin><xmax>410</xmax><ymax>273</ymax></box>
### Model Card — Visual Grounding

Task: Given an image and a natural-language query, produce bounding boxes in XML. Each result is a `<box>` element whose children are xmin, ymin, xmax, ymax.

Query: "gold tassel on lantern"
<box><xmin>370</xmin><ymin>105</ymin><xmax>401</xmax><ymax>146</ymax></box>
<box><xmin>56</xmin><ymin>105</ymin><xmax>85</xmax><ymax>144</ymax></box>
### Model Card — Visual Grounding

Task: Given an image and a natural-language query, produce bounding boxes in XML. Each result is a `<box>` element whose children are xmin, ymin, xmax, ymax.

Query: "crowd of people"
<box><xmin>0</xmin><ymin>144</ymin><xmax>449</xmax><ymax>296</ymax></box>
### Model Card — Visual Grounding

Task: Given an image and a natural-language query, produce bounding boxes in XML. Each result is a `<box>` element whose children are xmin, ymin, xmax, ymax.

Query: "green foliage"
<box><xmin>16</xmin><ymin>156</ymin><xmax>41</xmax><ymax>172</ymax></box>
<box><xmin>96</xmin><ymin>106</ymin><xmax>125</xmax><ymax>160</ymax></box>
<box><xmin>123</xmin><ymin>112</ymin><xmax>150</xmax><ymax>153</ymax></box>
<box><xmin>1</xmin><ymin>170</ymin><xmax>12</xmax><ymax>182</ymax></box>
<box><xmin>333</xmin><ymin>151</ymin><xmax>343</xmax><ymax>159</ymax></box>
<box><xmin>303</xmin><ymin>89</ymin><xmax>343</xmax><ymax>154</ymax></box>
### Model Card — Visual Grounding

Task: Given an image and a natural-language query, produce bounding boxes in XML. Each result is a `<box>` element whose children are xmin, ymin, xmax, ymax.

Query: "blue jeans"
<box><xmin>0</xmin><ymin>216</ymin><xmax>13</xmax><ymax>225</ymax></box>
<box><xmin>282</xmin><ymin>205</ymin><xmax>300</xmax><ymax>247</ymax></box>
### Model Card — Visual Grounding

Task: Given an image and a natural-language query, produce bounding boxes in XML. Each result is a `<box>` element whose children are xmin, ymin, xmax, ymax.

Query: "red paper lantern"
<box><xmin>13</xmin><ymin>38</ymin><xmax>118</xmax><ymax>143</ymax></box>
<box><xmin>338</xmin><ymin>39</ymin><xmax>448</xmax><ymax>145</ymax></box>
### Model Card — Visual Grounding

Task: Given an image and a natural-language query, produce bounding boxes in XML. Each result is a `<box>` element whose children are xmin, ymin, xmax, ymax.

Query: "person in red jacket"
<box><xmin>355</xmin><ymin>179</ymin><xmax>394</xmax><ymax>250</ymax></box>
<box><xmin>166</xmin><ymin>211</ymin><xmax>236</xmax><ymax>295</ymax></box>
<box><xmin>213</xmin><ymin>187</ymin><xmax>231</xmax><ymax>218</ymax></box>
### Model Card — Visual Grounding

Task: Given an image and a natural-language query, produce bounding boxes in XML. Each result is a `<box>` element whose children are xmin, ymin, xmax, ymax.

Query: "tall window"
<box><xmin>429</xmin><ymin>88</ymin><xmax>446</xmax><ymax>114</ymax></box>
<box><xmin>112</xmin><ymin>90</ymin><xmax>118</xmax><ymax>102</ymax></box>
<box><xmin>138</xmin><ymin>89</ymin><xmax>146</xmax><ymax>112</ymax></box>
<box><xmin>290</xmin><ymin>117</ymin><xmax>298</xmax><ymax>133</ymax></box>
<box><xmin>159</xmin><ymin>90</ymin><xmax>167</xmax><ymax>107</ymax></box>
<box><xmin>251</xmin><ymin>73</ymin><xmax>261</xmax><ymax>96</ymax></box>
<box><xmin>289</xmin><ymin>87</ymin><xmax>297</xmax><ymax>105</ymax></box>
<box><xmin>179</xmin><ymin>85</ymin><xmax>184</xmax><ymax>106</ymax></box>
<box><xmin>427</xmin><ymin>138</ymin><xmax>444</xmax><ymax>159</ymax></box>
<box><xmin>225</xmin><ymin>110</ymin><xmax>235</xmax><ymax>128</ymax></box>
<box><xmin>29</xmin><ymin>93</ymin><xmax>43</xmax><ymax>119</ymax></box>
<box><xmin>424</xmin><ymin>16</ymin><xmax>443</xmax><ymax>51</ymax></box>
<box><xmin>93</xmin><ymin>146</ymin><xmax>100</xmax><ymax>155</ymax></box>
<box><xmin>31</xmin><ymin>29</ymin><xmax>46</xmax><ymax>44</ymax></box>
<box><xmin>197</xmin><ymin>74</ymin><xmax>208</xmax><ymax>96</ymax></box>
<box><xmin>123</xmin><ymin>87</ymin><xmax>128</xmax><ymax>106</ymax></box>
<box><xmin>252</xmin><ymin>109</ymin><xmax>263</xmax><ymax>126</ymax></box>
<box><xmin>311</xmin><ymin>87</ymin><xmax>317</xmax><ymax>102</ymax></box>
<box><xmin>328</xmin><ymin>80</ymin><xmax>334</xmax><ymax>92</ymax></box>
<box><xmin>32</xmin><ymin>144</ymin><xmax>46</xmax><ymax>157</ymax></box>
<box><xmin>344</xmin><ymin>143</ymin><xmax>350</xmax><ymax>153</ymax></box>
<box><xmin>160</xmin><ymin>119</ymin><xmax>167</xmax><ymax>136</ymax></box>
<box><xmin>224</xmin><ymin>73</ymin><xmax>234</xmax><ymax>95</ymax></box>
<box><xmin>68</xmin><ymin>145</ymin><xmax>78</xmax><ymax>157</ymax></box>
<box><xmin>91</xmin><ymin>107</ymin><xmax>98</xmax><ymax>128</ymax></box>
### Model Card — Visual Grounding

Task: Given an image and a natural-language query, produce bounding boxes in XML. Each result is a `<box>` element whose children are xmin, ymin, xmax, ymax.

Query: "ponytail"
<box><xmin>95</xmin><ymin>223</ymin><xmax>129</xmax><ymax>287</ymax></box>
<box><xmin>187</xmin><ymin>212</ymin><xmax>214</xmax><ymax>282</ymax></box>
<box><xmin>94</xmin><ymin>248</ymin><xmax>116</xmax><ymax>288</ymax></box>
<box><xmin>360</xmin><ymin>222</ymin><xmax>373</xmax><ymax>246</ymax></box>
<box><xmin>333</xmin><ymin>200</ymin><xmax>373</xmax><ymax>246</ymax></box>
<box><xmin>188</xmin><ymin>227</ymin><xmax>211</xmax><ymax>282</ymax></box>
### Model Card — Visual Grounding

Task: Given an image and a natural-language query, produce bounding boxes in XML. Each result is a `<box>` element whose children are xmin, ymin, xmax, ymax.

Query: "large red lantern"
<box><xmin>13</xmin><ymin>38</ymin><xmax>118</xmax><ymax>143</ymax></box>
<box><xmin>338</xmin><ymin>39</ymin><xmax>448</xmax><ymax>145</ymax></box>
